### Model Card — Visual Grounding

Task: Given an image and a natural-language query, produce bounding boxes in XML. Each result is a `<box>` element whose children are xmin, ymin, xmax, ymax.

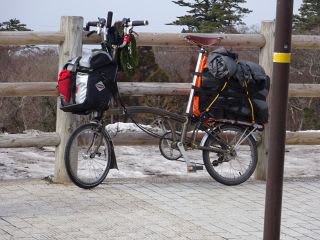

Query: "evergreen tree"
<box><xmin>169</xmin><ymin>0</ymin><xmax>251</xmax><ymax>33</ymax></box>
<box><xmin>0</xmin><ymin>18</ymin><xmax>31</xmax><ymax>31</ymax></box>
<box><xmin>294</xmin><ymin>0</ymin><xmax>320</xmax><ymax>34</ymax></box>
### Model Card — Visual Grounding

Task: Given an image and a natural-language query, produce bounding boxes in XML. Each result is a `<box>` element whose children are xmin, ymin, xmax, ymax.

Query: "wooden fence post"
<box><xmin>54</xmin><ymin>16</ymin><xmax>83</xmax><ymax>183</ymax></box>
<box><xmin>255</xmin><ymin>21</ymin><xmax>275</xmax><ymax>180</ymax></box>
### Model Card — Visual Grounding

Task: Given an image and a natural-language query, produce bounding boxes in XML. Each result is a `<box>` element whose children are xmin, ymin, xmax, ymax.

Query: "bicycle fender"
<box><xmin>109</xmin><ymin>140</ymin><xmax>118</xmax><ymax>170</ymax></box>
<box><xmin>200</xmin><ymin>133</ymin><xmax>210</xmax><ymax>147</ymax></box>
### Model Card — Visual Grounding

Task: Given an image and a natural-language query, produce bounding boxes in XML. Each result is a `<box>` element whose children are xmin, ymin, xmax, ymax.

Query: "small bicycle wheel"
<box><xmin>65</xmin><ymin>123</ymin><xmax>112</xmax><ymax>189</ymax></box>
<box><xmin>202</xmin><ymin>125</ymin><xmax>257</xmax><ymax>185</ymax></box>
<box><xmin>159</xmin><ymin>131</ymin><xmax>182</xmax><ymax>160</ymax></box>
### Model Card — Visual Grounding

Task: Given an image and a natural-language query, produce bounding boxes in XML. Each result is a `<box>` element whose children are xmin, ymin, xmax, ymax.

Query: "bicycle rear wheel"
<box><xmin>65</xmin><ymin>123</ymin><xmax>112</xmax><ymax>189</ymax></box>
<box><xmin>202</xmin><ymin>125</ymin><xmax>257</xmax><ymax>185</ymax></box>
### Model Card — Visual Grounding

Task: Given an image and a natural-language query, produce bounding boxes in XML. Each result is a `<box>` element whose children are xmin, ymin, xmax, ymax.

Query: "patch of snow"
<box><xmin>0</xmin><ymin>124</ymin><xmax>319</xmax><ymax>181</ymax></box>
<box><xmin>0</xmin><ymin>144</ymin><xmax>319</xmax><ymax>181</ymax></box>
<box><xmin>106</xmin><ymin>122</ymin><xmax>163</xmax><ymax>137</ymax></box>
<box><xmin>22</xmin><ymin>129</ymin><xmax>47</xmax><ymax>135</ymax></box>
<box><xmin>8</xmin><ymin>45</ymin><xmax>58</xmax><ymax>57</ymax></box>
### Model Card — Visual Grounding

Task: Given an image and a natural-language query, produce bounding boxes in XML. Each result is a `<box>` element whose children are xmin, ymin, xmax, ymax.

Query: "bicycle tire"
<box><xmin>159</xmin><ymin>131</ymin><xmax>182</xmax><ymax>160</ymax></box>
<box><xmin>202</xmin><ymin>124</ymin><xmax>257</xmax><ymax>185</ymax></box>
<box><xmin>65</xmin><ymin>123</ymin><xmax>112</xmax><ymax>189</ymax></box>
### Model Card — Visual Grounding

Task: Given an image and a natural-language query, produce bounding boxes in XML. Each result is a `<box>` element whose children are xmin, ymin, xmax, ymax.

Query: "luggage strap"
<box><xmin>204</xmin><ymin>80</ymin><xmax>228</xmax><ymax>112</ymax></box>
<box><xmin>243</xmin><ymin>82</ymin><xmax>255</xmax><ymax>124</ymax></box>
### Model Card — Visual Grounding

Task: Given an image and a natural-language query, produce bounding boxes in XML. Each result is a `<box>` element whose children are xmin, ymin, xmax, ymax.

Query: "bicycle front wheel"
<box><xmin>202</xmin><ymin>125</ymin><xmax>257</xmax><ymax>185</ymax></box>
<box><xmin>65</xmin><ymin>123</ymin><xmax>112</xmax><ymax>189</ymax></box>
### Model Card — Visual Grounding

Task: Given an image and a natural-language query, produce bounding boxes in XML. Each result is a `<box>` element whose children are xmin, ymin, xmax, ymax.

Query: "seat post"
<box><xmin>180</xmin><ymin>47</ymin><xmax>206</xmax><ymax>146</ymax></box>
<box><xmin>185</xmin><ymin>47</ymin><xmax>206</xmax><ymax>115</ymax></box>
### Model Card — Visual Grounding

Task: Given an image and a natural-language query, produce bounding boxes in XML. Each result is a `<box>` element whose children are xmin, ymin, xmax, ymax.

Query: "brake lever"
<box><xmin>98</xmin><ymin>18</ymin><xmax>106</xmax><ymax>27</ymax></box>
<box><xmin>131</xmin><ymin>31</ymin><xmax>139</xmax><ymax>37</ymax></box>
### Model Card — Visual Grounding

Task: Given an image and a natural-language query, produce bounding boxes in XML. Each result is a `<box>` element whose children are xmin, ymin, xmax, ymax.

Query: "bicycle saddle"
<box><xmin>185</xmin><ymin>35</ymin><xmax>223</xmax><ymax>47</ymax></box>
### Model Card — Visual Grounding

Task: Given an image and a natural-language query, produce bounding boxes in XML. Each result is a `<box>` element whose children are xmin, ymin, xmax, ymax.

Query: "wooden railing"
<box><xmin>1</xmin><ymin>17</ymin><xmax>320</xmax><ymax>183</ymax></box>
<box><xmin>1</xmin><ymin>30</ymin><xmax>319</xmax><ymax>48</ymax></box>
<box><xmin>1</xmin><ymin>82</ymin><xmax>320</xmax><ymax>97</ymax></box>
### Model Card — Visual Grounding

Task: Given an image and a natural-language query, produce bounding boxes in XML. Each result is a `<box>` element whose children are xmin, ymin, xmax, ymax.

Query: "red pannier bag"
<box><xmin>57</xmin><ymin>69</ymin><xmax>72</xmax><ymax>103</ymax></box>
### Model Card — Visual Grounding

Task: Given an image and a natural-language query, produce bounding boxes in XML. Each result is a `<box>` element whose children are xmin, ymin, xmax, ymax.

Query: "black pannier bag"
<box><xmin>57</xmin><ymin>51</ymin><xmax>117</xmax><ymax>115</ymax></box>
<box><xmin>200</xmin><ymin>71</ymin><xmax>255</xmax><ymax>122</ymax></box>
<box><xmin>235</xmin><ymin>60</ymin><xmax>270</xmax><ymax>123</ymax></box>
<box><xmin>198</xmin><ymin>50</ymin><xmax>270</xmax><ymax>124</ymax></box>
<box><xmin>235</xmin><ymin>60</ymin><xmax>270</xmax><ymax>97</ymax></box>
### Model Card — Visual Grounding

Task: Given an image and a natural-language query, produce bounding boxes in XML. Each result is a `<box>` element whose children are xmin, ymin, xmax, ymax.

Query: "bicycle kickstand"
<box><xmin>177</xmin><ymin>142</ymin><xmax>203</xmax><ymax>172</ymax></box>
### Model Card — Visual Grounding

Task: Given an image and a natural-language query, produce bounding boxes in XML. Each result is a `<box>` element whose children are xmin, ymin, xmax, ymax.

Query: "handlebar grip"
<box><xmin>85</xmin><ymin>21</ymin><xmax>98</xmax><ymax>31</ymax></box>
<box><xmin>106</xmin><ymin>11</ymin><xmax>113</xmax><ymax>28</ymax></box>
<box><xmin>131</xmin><ymin>20</ymin><xmax>149</xmax><ymax>26</ymax></box>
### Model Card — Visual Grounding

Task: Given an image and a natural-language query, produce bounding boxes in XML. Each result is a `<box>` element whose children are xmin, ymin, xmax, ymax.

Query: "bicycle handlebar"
<box><xmin>85</xmin><ymin>21</ymin><xmax>98</xmax><ymax>31</ymax></box>
<box><xmin>131</xmin><ymin>20</ymin><xmax>148</xmax><ymax>27</ymax></box>
<box><xmin>84</xmin><ymin>11</ymin><xmax>148</xmax><ymax>48</ymax></box>
<box><xmin>122</xmin><ymin>18</ymin><xmax>148</xmax><ymax>27</ymax></box>
<box><xmin>85</xmin><ymin>12</ymin><xmax>148</xmax><ymax>32</ymax></box>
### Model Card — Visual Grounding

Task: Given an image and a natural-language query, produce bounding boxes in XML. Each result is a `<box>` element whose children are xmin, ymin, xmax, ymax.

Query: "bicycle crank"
<box><xmin>177</xmin><ymin>142</ymin><xmax>203</xmax><ymax>172</ymax></box>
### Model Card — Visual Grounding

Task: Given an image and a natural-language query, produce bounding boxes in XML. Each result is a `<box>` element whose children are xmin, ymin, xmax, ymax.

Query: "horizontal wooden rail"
<box><xmin>112</xmin><ymin>132</ymin><xmax>157</xmax><ymax>145</ymax></box>
<box><xmin>288</xmin><ymin>84</ymin><xmax>320</xmax><ymax>97</ymax></box>
<box><xmin>0</xmin><ymin>131</ymin><xmax>319</xmax><ymax>148</ymax></box>
<box><xmin>285</xmin><ymin>131</ymin><xmax>320</xmax><ymax>145</ymax></box>
<box><xmin>0</xmin><ymin>132</ymin><xmax>60</xmax><ymax>148</ymax></box>
<box><xmin>1</xmin><ymin>82</ymin><xmax>320</xmax><ymax>98</ymax></box>
<box><xmin>0</xmin><ymin>31</ymin><xmax>64</xmax><ymax>45</ymax></box>
<box><xmin>0</xmin><ymin>82</ymin><xmax>57</xmax><ymax>97</ymax></box>
<box><xmin>292</xmin><ymin>35</ymin><xmax>320</xmax><ymax>49</ymax></box>
<box><xmin>118</xmin><ymin>82</ymin><xmax>190</xmax><ymax>96</ymax></box>
<box><xmin>1</xmin><ymin>31</ymin><xmax>320</xmax><ymax>49</ymax></box>
<box><xmin>83</xmin><ymin>32</ymin><xmax>266</xmax><ymax>48</ymax></box>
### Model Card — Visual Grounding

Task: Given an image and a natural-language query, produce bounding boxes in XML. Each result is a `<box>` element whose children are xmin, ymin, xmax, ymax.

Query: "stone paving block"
<box><xmin>0</xmin><ymin>229</ymin><xmax>12</xmax><ymax>239</ymax></box>
<box><xmin>0</xmin><ymin>178</ymin><xmax>319</xmax><ymax>239</ymax></box>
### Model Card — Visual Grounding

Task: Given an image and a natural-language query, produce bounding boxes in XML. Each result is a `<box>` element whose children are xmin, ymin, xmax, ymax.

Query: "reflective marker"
<box><xmin>273</xmin><ymin>52</ymin><xmax>291</xmax><ymax>63</ymax></box>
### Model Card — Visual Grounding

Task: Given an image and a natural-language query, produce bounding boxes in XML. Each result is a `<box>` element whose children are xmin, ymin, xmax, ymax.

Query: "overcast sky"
<box><xmin>0</xmin><ymin>0</ymin><xmax>303</xmax><ymax>32</ymax></box>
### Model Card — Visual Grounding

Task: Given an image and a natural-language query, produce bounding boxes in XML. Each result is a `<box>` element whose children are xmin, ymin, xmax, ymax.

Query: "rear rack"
<box><xmin>207</xmin><ymin>118</ymin><xmax>265</xmax><ymax>131</ymax></box>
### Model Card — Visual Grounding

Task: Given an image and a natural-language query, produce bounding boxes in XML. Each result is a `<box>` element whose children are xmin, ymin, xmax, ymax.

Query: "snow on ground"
<box><xmin>0</xmin><ymin>124</ymin><xmax>319</xmax><ymax>180</ymax></box>
<box><xmin>0</xmin><ymin>144</ymin><xmax>319</xmax><ymax>181</ymax></box>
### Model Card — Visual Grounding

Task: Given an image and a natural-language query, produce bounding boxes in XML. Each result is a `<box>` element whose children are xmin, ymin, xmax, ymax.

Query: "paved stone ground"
<box><xmin>0</xmin><ymin>176</ymin><xmax>319</xmax><ymax>240</ymax></box>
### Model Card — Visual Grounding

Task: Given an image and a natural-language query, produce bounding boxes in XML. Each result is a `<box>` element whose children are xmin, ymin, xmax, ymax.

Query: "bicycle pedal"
<box><xmin>195</xmin><ymin>165</ymin><xmax>204</xmax><ymax>171</ymax></box>
<box><xmin>187</xmin><ymin>165</ymin><xmax>203</xmax><ymax>172</ymax></box>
